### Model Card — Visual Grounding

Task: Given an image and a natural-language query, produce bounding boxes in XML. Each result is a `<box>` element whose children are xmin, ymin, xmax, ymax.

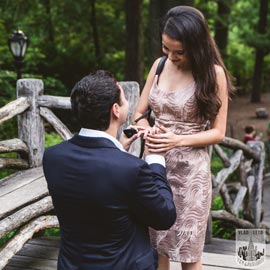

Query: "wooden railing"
<box><xmin>0</xmin><ymin>78</ymin><xmax>267</xmax><ymax>268</ymax></box>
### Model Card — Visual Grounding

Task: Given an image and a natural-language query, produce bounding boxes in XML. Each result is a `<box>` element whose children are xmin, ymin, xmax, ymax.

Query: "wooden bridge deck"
<box><xmin>1</xmin><ymin>170</ymin><xmax>270</xmax><ymax>269</ymax></box>
<box><xmin>3</xmin><ymin>237</ymin><xmax>270</xmax><ymax>270</ymax></box>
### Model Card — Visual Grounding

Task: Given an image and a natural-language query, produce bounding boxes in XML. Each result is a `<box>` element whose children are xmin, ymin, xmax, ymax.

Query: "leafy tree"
<box><xmin>124</xmin><ymin>0</ymin><xmax>144</xmax><ymax>88</ymax></box>
<box><xmin>250</xmin><ymin>0</ymin><xmax>269</xmax><ymax>103</ymax></box>
<box><xmin>222</xmin><ymin>0</ymin><xmax>269</xmax><ymax>94</ymax></box>
<box><xmin>214</xmin><ymin>0</ymin><xmax>232</xmax><ymax>60</ymax></box>
<box><xmin>148</xmin><ymin>0</ymin><xmax>195</xmax><ymax>64</ymax></box>
<box><xmin>0</xmin><ymin>0</ymin><xmax>269</xmax><ymax>101</ymax></box>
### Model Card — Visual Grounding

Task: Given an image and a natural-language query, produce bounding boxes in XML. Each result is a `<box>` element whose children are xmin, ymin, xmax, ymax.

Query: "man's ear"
<box><xmin>111</xmin><ymin>103</ymin><xmax>120</xmax><ymax>119</ymax></box>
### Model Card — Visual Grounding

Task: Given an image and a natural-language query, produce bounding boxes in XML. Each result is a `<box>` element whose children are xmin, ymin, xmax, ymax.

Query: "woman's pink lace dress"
<box><xmin>149</xmin><ymin>75</ymin><xmax>212</xmax><ymax>263</ymax></box>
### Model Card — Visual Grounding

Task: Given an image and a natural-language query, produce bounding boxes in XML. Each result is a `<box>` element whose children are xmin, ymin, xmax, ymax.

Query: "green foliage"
<box><xmin>211</xmin><ymin>152</ymin><xmax>223</xmax><ymax>175</ymax></box>
<box><xmin>0</xmin><ymin>229</ymin><xmax>18</xmax><ymax>248</ymax></box>
<box><xmin>227</xmin><ymin>0</ymin><xmax>270</xmax><ymax>91</ymax></box>
<box><xmin>212</xmin><ymin>196</ymin><xmax>235</xmax><ymax>239</ymax></box>
<box><xmin>212</xmin><ymin>196</ymin><xmax>224</xmax><ymax>210</ymax></box>
<box><xmin>0</xmin><ymin>69</ymin><xmax>67</xmax><ymax>142</ymax></box>
<box><xmin>0</xmin><ymin>70</ymin><xmax>17</xmax><ymax>106</ymax></box>
<box><xmin>195</xmin><ymin>0</ymin><xmax>218</xmax><ymax>33</ymax></box>
<box><xmin>210</xmin><ymin>146</ymin><xmax>233</xmax><ymax>175</ymax></box>
<box><xmin>45</xmin><ymin>132</ymin><xmax>63</xmax><ymax>148</ymax></box>
<box><xmin>0</xmin><ymin>70</ymin><xmax>18</xmax><ymax>142</ymax></box>
<box><xmin>0</xmin><ymin>152</ymin><xmax>17</xmax><ymax>180</ymax></box>
<box><xmin>44</xmin><ymin>227</ymin><xmax>60</xmax><ymax>237</ymax></box>
<box><xmin>0</xmin><ymin>0</ymin><xmax>269</xmax><ymax>93</ymax></box>
<box><xmin>0</xmin><ymin>0</ymin><xmax>127</xmax><ymax>88</ymax></box>
<box><xmin>212</xmin><ymin>220</ymin><xmax>236</xmax><ymax>239</ymax></box>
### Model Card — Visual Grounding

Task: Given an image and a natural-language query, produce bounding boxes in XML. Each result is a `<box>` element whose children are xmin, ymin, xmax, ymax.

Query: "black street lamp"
<box><xmin>8</xmin><ymin>29</ymin><xmax>29</xmax><ymax>80</ymax></box>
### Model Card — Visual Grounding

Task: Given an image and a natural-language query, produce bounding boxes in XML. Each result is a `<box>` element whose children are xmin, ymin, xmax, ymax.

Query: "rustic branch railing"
<box><xmin>40</xmin><ymin>107</ymin><xmax>72</xmax><ymax>140</ymax></box>
<box><xmin>0</xmin><ymin>78</ymin><xmax>267</xmax><ymax>268</ymax></box>
<box><xmin>0</xmin><ymin>97</ymin><xmax>30</xmax><ymax>125</ymax></box>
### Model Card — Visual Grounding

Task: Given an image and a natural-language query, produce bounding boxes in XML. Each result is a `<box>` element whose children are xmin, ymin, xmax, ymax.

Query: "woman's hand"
<box><xmin>142</xmin><ymin>125</ymin><xmax>159</xmax><ymax>139</ymax></box>
<box><xmin>120</xmin><ymin>125</ymin><xmax>145</xmax><ymax>151</ymax></box>
<box><xmin>145</xmin><ymin>125</ymin><xmax>180</xmax><ymax>153</ymax></box>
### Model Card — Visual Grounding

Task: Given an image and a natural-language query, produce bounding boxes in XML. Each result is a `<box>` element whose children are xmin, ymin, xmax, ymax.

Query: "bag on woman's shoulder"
<box><xmin>135</xmin><ymin>56</ymin><xmax>167</xmax><ymax>158</ymax></box>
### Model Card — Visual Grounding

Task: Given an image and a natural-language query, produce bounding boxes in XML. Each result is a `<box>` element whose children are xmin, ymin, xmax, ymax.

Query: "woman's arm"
<box><xmin>146</xmin><ymin>65</ymin><xmax>229</xmax><ymax>152</ymax></box>
<box><xmin>132</xmin><ymin>58</ymin><xmax>161</xmax><ymax>127</ymax></box>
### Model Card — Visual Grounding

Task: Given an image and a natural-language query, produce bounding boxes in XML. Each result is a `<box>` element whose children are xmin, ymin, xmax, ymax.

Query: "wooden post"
<box><xmin>248</xmin><ymin>141</ymin><xmax>265</xmax><ymax>227</ymax></box>
<box><xmin>17</xmin><ymin>79</ymin><xmax>45</xmax><ymax>167</ymax></box>
<box><xmin>118</xmin><ymin>81</ymin><xmax>141</xmax><ymax>156</ymax></box>
<box><xmin>205</xmin><ymin>214</ymin><xmax>212</xmax><ymax>244</ymax></box>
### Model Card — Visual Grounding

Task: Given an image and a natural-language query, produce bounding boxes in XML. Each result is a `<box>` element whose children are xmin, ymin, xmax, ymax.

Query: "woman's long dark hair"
<box><xmin>160</xmin><ymin>6</ymin><xmax>234</xmax><ymax>123</ymax></box>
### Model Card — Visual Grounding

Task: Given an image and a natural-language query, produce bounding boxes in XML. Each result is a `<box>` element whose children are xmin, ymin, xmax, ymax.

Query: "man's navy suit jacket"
<box><xmin>43</xmin><ymin>134</ymin><xmax>176</xmax><ymax>270</ymax></box>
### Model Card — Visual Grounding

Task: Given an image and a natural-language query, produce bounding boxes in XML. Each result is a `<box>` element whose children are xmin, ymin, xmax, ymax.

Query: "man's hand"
<box><xmin>120</xmin><ymin>125</ymin><xmax>145</xmax><ymax>151</ymax></box>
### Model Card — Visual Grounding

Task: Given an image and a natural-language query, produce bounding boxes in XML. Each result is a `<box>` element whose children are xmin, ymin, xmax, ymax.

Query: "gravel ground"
<box><xmin>226</xmin><ymin>92</ymin><xmax>270</xmax><ymax>141</ymax></box>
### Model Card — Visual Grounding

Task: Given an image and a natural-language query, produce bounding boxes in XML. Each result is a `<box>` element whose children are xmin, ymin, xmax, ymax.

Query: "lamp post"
<box><xmin>8</xmin><ymin>29</ymin><xmax>29</xmax><ymax>80</ymax></box>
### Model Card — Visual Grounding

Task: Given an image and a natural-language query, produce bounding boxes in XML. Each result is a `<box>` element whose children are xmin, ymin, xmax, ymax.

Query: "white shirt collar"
<box><xmin>79</xmin><ymin>128</ymin><xmax>125</xmax><ymax>151</ymax></box>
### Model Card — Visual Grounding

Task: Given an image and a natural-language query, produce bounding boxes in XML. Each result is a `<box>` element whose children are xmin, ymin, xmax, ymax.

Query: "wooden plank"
<box><xmin>213</xmin><ymin>144</ymin><xmax>231</xmax><ymax>167</ymax></box>
<box><xmin>232</xmin><ymin>186</ymin><xmax>247</xmax><ymax>215</ymax></box>
<box><xmin>0</xmin><ymin>197</ymin><xmax>54</xmax><ymax>238</ymax></box>
<box><xmin>0</xmin><ymin>167</ymin><xmax>43</xmax><ymax>196</ymax></box>
<box><xmin>0</xmin><ymin>176</ymin><xmax>48</xmax><ymax>219</ymax></box>
<box><xmin>213</xmin><ymin>150</ymin><xmax>243</xmax><ymax>197</ymax></box>
<box><xmin>204</xmin><ymin>238</ymin><xmax>235</xmax><ymax>255</ymax></box>
<box><xmin>212</xmin><ymin>210</ymin><xmax>255</xmax><ymax>229</ymax></box>
<box><xmin>247</xmin><ymin>175</ymin><xmax>255</xmax><ymax>193</ymax></box>
<box><xmin>0</xmin><ymin>138</ymin><xmax>29</xmax><ymax>155</ymax></box>
<box><xmin>4</xmin><ymin>255</ymin><xmax>57</xmax><ymax>270</ymax></box>
<box><xmin>202</xmin><ymin>252</ymin><xmax>270</xmax><ymax>270</ymax></box>
<box><xmin>28</xmin><ymin>237</ymin><xmax>60</xmax><ymax>248</ymax></box>
<box><xmin>0</xmin><ymin>157</ymin><xmax>29</xmax><ymax>170</ymax></box>
<box><xmin>40</xmin><ymin>107</ymin><xmax>72</xmax><ymax>140</ymax></box>
<box><xmin>16</xmin><ymin>243</ymin><xmax>59</xmax><ymax>260</ymax></box>
<box><xmin>17</xmin><ymin>79</ymin><xmax>45</xmax><ymax>167</ymax></box>
<box><xmin>249</xmin><ymin>141</ymin><xmax>265</xmax><ymax>227</ymax></box>
<box><xmin>262</xmin><ymin>176</ymin><xmax>270</xmax><ymax>227</ymax></box>
<box><xmin>204</xmin><ymin>238</ymin><xmax>270</xmax><ymax>256</ymax></box>
<box><xmin>0</xmin><ymin>216</ymin><xmax>58</xmax><ymax>269</ymax></box>
<box><xmin>220</xmin><ymin>137</ymin><xmax>260</xmax><ymax>162</ymax></box>
<box><xmin>172</xmin><ymin>251</ymin><xmax>270</xmax><ymax>270</ymax></box>
<box><xmin>220</xmin><ymin>184</ymin><xmax>233</xmax><ymax>213</ymax></box>
<box><xmin>0</xmin><ymin>97</ymin><xmax>30</xmax><ymax>125</ymax></box>
<box><xmin>37</xmin><ymin>95</ymin><xmax>71</xmax><ymax>110</ymax></box>
<box><xmin>4</xmin><ymin>237</ymin><xmax>270</xmax><ymax>270</ymax></box>
<box><xmin>4</xmin><ymin>267</ymin><xmax>28</xmax><ymax>270</ymax></box>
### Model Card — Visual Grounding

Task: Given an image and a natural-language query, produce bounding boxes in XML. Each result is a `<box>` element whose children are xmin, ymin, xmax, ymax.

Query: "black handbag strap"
<box><xmin>136</xmin><ymin>56</ymin><xmax>167</xmax><ymax>158</ymax></box>
<box><xmin>134</xmin><ymin>56</ymin><xmax>167</xmax><ymax>124</ymax></box>
<box><xmin>156</xmin><ymin>55</ymin><xmax>167</xmax><ymax>82</ymax></box>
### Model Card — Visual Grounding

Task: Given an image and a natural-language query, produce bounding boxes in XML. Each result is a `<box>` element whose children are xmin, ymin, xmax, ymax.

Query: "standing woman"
<box><xmin>133</xmin><ymin>6</ymin><xmax>234</xmax><ymax>270</ymax></box>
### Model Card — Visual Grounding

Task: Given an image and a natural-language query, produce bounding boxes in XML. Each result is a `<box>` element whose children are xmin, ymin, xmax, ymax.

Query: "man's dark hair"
<box><xmin>70</xmin><ymin>70</ymin><xmax>122</xmax><ymax>131</ymax></box>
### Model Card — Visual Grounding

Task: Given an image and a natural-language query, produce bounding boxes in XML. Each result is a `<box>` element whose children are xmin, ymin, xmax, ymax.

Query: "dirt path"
<box><xmin>226</xmin><ymin>93</ymin><xmax>270</xmax><ymax>141</ymax></box>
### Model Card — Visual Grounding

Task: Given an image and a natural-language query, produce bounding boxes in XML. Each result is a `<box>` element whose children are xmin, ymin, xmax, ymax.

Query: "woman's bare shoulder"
<box><xmin>214</xmin><ymin>64</ymin><xmax>225</xmax><ymax>74</ymax></box>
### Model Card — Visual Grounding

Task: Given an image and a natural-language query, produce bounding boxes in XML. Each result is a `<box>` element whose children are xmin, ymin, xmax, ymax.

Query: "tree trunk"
<box><xmin>90</xmin><ymin>0</ymin><xmax>101</xmax><ymax>64</ymax></box>
<box><xmin>124</xmin><ymin>0</ymin><xmax>144</xmax><ymax>88</ymax></box>
<box><xmin>149</xmin><ymin>0</ymin><xmax>163</xmax><ymax>63</ymax></box>
<box><xmin>250</xmin><ymin>0</ymin><xmax>268</xmax><ymax>103</ymax></box>
<box><xmin>214</xmin><ymin>0</ymin><xmax>231</xmax><ymax>59</ymax></box>
<box><xmin>43</xmin><ymin>0</ymin><xmax>54</xmax><ymax>43</ymax></box>
<box><xmin>149</xmin><ymin>0</ymin><xmax>195</xmax><ymax>63</ymax></box>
